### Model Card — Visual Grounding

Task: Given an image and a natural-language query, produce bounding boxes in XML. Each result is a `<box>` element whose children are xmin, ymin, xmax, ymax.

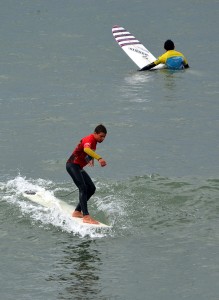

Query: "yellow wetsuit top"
<box><xmin>154</xmin><ymin>50</ymin><xmax>188</xmax><ymax>70</ymax></box>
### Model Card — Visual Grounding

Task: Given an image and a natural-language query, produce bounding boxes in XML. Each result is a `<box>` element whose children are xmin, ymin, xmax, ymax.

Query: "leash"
<box><xmin>58</xmin><ymin>188</ymin><xmax>78</xmax><ymax>198</ymax></box>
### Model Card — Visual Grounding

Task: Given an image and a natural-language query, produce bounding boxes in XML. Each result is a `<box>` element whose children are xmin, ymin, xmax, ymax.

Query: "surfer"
<box><xmin>141</xmin><ymin>39</ymin><xmax>189</xmax><ymax>71</ymax></box>
<box><xmin>66</xmin><ymin>124</ymin><xmax>107</xmax><ymax>224</ymax></box>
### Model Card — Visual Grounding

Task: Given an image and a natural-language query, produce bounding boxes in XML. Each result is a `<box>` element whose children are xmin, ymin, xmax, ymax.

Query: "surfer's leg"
<box><xmin>81</xmin><ymin>170</ymin><xmax>96</xmax><ymax>201</ymax></box>
<box><xmin>80</xmin><ymin>171</ymin><xmax>99</xmax><ymax>224</ymax></box>
<box><xmin>66</xmin><ymin>163</ymin><xmax>89</xmax><ymax>215</ymax></box>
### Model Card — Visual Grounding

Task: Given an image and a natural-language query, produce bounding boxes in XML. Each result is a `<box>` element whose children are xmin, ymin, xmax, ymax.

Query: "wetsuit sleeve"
<box><xmin>178</xmin><ymin>53</ymin><xmax>189</xmax><ymax>68</ymax></box>
<box><xmin>183</xmin><ymin>57</ymin><xmax>189</xmax><ymax>68</ymax></box>
<box><xmin>84</xmin><ymin>147</ymin><xmax>102</xmax><ymax>160</ymax></box>
<box><xmin>140</xmin><ymin>62</ymin><xmax>156</xmax><ymax>71</ymax></box>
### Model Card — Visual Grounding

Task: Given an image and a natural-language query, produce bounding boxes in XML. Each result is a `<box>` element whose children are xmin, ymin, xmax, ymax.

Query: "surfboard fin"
<box><xmin>24</xmin><ymin>190</ymin><xmax>37</xmax><ymax>195</ymax></box>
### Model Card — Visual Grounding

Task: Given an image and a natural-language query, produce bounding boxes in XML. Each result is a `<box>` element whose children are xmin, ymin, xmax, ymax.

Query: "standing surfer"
<box><xmin>66</xmin><ymin>124</ymin><xmax>107</xmax><ymax>224</ymax></box>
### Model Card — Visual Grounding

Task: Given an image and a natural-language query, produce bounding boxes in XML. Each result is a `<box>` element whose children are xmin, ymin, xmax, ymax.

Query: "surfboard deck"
<box><xmin>112</xmin><ymin>25</ymin><xmax>165</xmax><ymax>70</ymax></box>
<box><xmin>23</xmin><ymin>190</ymin><xmax>110</xmax><ymax>228</ymax></box>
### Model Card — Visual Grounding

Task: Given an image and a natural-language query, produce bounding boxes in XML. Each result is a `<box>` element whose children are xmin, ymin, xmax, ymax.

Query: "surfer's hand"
<box><xmin>87</xmin><ymin>160</ymin><xmax>94</xmax><ymax>167</ymax></box>
<box><xmin>98</xmin><ymin>158</ymin><xmax>107</xmax><ymax>167</ymax></box>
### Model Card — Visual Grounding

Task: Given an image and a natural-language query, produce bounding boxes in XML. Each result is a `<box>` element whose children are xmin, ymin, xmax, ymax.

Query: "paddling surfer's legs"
<box><xmin>66</xmin><ymin>162</ymin><xmax>96</xmax><ymax>215</ymax></box>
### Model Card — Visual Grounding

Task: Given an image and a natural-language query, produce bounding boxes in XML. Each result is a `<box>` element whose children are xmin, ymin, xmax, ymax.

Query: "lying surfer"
<box><xmin>141</xmin><ymin>39</ymin><xmax>189</xmax><ymax>71</ymax></box>
<box><xmin>66</xmin><ymin>124</ymin><xmax>107</xmax><ymax>224</ymax></box>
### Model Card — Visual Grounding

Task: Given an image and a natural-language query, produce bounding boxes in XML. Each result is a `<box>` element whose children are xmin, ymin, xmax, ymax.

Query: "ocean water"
<box><xmin>0</xmin><ymin>0</ymin><xmax>219</xmax><ymax>299</ymax></box>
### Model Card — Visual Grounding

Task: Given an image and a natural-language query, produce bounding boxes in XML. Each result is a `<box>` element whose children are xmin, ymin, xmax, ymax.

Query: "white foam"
<box><xmin>2</xmin><ymin>176</ymin><xmax>111</xmax><ymax>238</ymax></box>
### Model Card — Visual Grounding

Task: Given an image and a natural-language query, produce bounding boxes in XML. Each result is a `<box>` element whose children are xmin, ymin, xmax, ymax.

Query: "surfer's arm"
<box><xmin>183</xmin><ymin>56</ymin><xmax>189</xmax><ymax>69</ymax></box>
<box><xmin>84</xmin><ymin>147</ymin><xmax>102</xmax><ymax>160</ymax></box>
<box><xmin>140</xmin><ymin>62</ymin><xmax>156</xmax><ymax>71</ymax></box>
<box><xmin>84</xmin><ymin>147</ymin><xmax>107</xmax><ymax>167</ymax></box>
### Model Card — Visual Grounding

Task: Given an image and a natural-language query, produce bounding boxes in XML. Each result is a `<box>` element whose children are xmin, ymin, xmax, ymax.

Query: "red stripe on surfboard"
<box><xmin>114</xmin><ymin>34</ymin><xmax>133</xmax><ymax>38</ymax></box>
<box><xmin>119</xmin><ymin>41</ymin><xmax>141</xmax><ymax>47</ymax></box>
<box><xmin>112</xmin><ymin>26</ymin><xmax>141</xmax><ymax>47</ymax></box>
<box><xmin>116</xmin><ymin>38</ymin><xmax>139</xmax><ymax>43</ymax></box>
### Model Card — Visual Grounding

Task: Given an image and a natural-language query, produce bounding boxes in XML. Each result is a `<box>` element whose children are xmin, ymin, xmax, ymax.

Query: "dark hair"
<box><xmin>94</xmin><ymin>124</ymin><xmax>107</xmax><ymax>134</ymax></box>
<box><xmin>164</xmin><ymin>40</ymin><xmax>174</xmax><ymax>50</ymax></box>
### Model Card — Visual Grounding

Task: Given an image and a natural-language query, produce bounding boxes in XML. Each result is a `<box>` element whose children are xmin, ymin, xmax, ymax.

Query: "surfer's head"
<box><xmin>94</xmin><ymin>124</ymin><xmax>107</xmax><ymax>143</ymax></box>
<box><xmin>164</xmin><ymin>40</ymin><xmax>175</xmax><ymax>51</ymax></box>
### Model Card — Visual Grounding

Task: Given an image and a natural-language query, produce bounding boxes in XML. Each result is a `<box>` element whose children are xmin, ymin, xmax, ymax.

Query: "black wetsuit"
<box><xmin>66</xmin><ymin>162</ymin><xmax>96</xmax><ymax>216</ymax></box>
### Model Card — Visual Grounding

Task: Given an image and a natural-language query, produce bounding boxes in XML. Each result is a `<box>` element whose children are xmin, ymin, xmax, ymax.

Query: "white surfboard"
<box><xmin>23</xmin><ymin>190</ymin><xmax>110</xmax><ymax>228</ymax></box>
<box><xmin>112</xmin><ymin>25</ymin><xmax>165</xmax><ymax>70</ymax></box>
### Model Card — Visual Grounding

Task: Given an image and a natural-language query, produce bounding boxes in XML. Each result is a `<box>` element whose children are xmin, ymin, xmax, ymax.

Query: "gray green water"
<box><xmin>1</xmin><ymin>0</ymin><xmax>219</xmax><ymax>299</ymax></box>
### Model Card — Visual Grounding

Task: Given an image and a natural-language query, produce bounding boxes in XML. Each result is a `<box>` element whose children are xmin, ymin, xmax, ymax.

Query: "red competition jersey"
<box><xmin>67</xmin><ymin>134</ymin><xmax>97</xmax><ymax>168</ymax></box>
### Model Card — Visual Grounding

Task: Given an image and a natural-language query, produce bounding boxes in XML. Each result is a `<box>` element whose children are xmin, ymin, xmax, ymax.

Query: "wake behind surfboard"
<box><xmin>23</xmin><ymin>190</ymin><xmax>110</xmax><ymax>228</ymax></box>
<box><xmin>112</xmin><ymin>25</ymin><xmax>165</xmax><ymax>70</ymax></box>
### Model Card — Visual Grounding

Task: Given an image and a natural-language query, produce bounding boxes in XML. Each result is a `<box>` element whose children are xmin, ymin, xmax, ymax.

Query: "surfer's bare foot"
<box><xmin>83</xmin><ymin>215</ymin><xmax>99</xmax><ymax>225</ymax></box>
<box><xmin>72</xmin><ymin>210</ymin><xmax>83</xmax><ymax>218</ymax></box>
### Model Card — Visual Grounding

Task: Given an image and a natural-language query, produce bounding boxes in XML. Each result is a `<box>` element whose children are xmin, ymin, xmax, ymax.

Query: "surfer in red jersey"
<box><xmin>141</xmin><ymin>39</ymin><xmax>189</xmax><ymax>70</ymax></box>
<box><xmin>66</xmin><ymin>124</ymin><xmax>107</xmax><ymax>224</ymax></box>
